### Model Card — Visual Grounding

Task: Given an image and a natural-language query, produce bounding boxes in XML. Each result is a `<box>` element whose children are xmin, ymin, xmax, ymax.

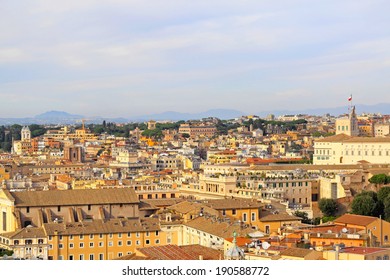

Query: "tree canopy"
<box><xmin>318</xmin><ymin>198</ymin><xmax>338</xmax><ymax>217</ymax></box>
<box><xmin>351</xmin><ymin>191</ymin><xmax>383</xmax><ymax>217</ymax></box>
<box><xmin>369</xmin><ymin>174</ymin><xmax>390</xmax><ymax>185</ymax></box>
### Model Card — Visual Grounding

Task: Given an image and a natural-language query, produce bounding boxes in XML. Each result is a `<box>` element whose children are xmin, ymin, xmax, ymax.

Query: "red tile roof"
<box><xmin>137</xmin><ymin>245</ymin><xmax>195</xmax><ymax>260</ymax></box>
<box><xmin>136</xmin><ymin>244</ymin><xmax>222</xmax><ymax>260</ymax></box>
<box><xmin>225</xmin><ymin>237</ymin><xmax>252</xmax><ymax>247</ymax></box>
<box><xmin>342</xmin><ymin>247</ymin><xmax>389</xmax><ymax>255</ymax></box>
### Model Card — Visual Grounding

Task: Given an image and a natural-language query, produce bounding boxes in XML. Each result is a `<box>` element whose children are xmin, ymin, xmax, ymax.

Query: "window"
<box><xmin>99</xmin><ymin>233</ymin><xmax>103</xmax><ymax>239</ymax></box>
<box><xmin>118</xmin><ymin>253</ymin><xmax>123</xmax><ymax>257</ymax></box>
<box><xmin>118</xmin><ymin>233</ymin><xmax>122</xmax><ymax>238</ymax></box>
<box><xmin>155</xmin><ymin>239</ymin><xmax>160</xmax><ymax>244</ymax></box>
<box><xmin>26</xmin><ymin>207</ymin><xmax>30</xmax><ymax>213</ymax></box>
<box><xmin>242</xmin><ymin>213</ymin><xmax>247</xmax><ymax>222</ymax></box>
<box><xmin>99</xmin><ymin>242</ymin><xmax>104</xmax><ymax>247</ymax></box>
<box><xmin>385</xmin><ymin>235</ymin><xmax>388</xmax><ymax>242</ymax></box>
<box><xmin>136</xmin><ymin>232</ymin><xmax>140</xmax><ymax>238</ymax></box>
<box><xmin>136</xmin><ymin>240</ymin><xmax>140</xmax><ymax>245</ymax></box>
<box><xmin>146</xmin><ymin>232</ymin><xmax>150</xmax><ymax>237</ymax></box>
<box><xmin>145</xmin><ymin>240</ymin><xmax>150</xmax><ymax>245</ymax></box>
<box><xmin>155</xmin><ymin>231</ymin><xmax>159</xmax><ymax>236</ymax></box>
<box><xmin>79</xmin><ymin>243</ymin><xmax>84</xmax><ymax>248</ymax></box>
<box><xmin>109</xmin><ymin>233</ymin><xmax>113</xmax><ymax>238</ymax></box>
<box><xmin>69</xmin><ymin>235</ymin><xmax>73</xmax><ymax>240</ymax></box>
<box><xmin>79</xmin><ymin>255</ymin><xmax>84</xmax><ymax>260</ymax></box>
<box><xmin>59</xmin><ymin>244</ymin><xmax>64</xmax><ymax>249</ymax></box>
<box><xmin>127</xmin><ymin>233</ymin><xmax>131</xmax><ymax>238</ymax></box>
<box><xmin>69</xmin><ymin>243</ymin><xmax>74</xmax><ymax>248</ymax></box>
<box><xmin>108</xmin><ymin>241</ymin><xmax>113</xmax><ymax>247</ymax></box>
<box><xmin>57</xmin><ymin>206</ymin><xmax>61</xmax><ymax>212</ymax></box>
<box><xmin>232</xmin><ymin>209</ymin><xmax>236</xmax><ymax>215</ymax></box>
<box><xmin>89</xmin><ymin>242</ymin><xmax>94</xmax><ymax>248</ymax></box>
<box><xmin>222</xmin><ymin>209</ymin><xmax>226</xmax><ymax>216</ymax></box>
<box><xmin>127</xmin><ymin>240</ymin><xmax>132</xmax><ymax>246</ymax></box>
<box><xmin>79</xmin><ymin>235</ymin><xmax>84</xmax><ymax>240</ymax></box>
<box><xmin>59</xmin><ymin>235</ymin><xmax>63</xmax><ymax>241</ymax></box>
<box><xmin>88</xmin><ymin>205</ymin><xmax>91</xmax><ymax>211</ymax></box>
<box><xmin>118</xmin><ymin>241</ymin><xmax>123</xmax><ymax>246</ymax></box>
<box><xmin>89</xmin><ymin>234</ymin><xmax>94</xmax><ymax>239</ymax></box>
<box><xmin>99</xmin><ymin>254</ymin><xmax>104</xmax><ymax>260</ymax></box>
<box><xmin>69</xmin><ymin>255</ymin><xmax>74</xmax><ymax>260</ymax></box>
<box><xmin>251</xmin><ymin>213</ymin><xmax>256</xmax><ymax>222</ymax></box>
<box><xmin>89</xmin><ymin>254</ymin><xmax>94</xmax><ymax>260</ymax></box>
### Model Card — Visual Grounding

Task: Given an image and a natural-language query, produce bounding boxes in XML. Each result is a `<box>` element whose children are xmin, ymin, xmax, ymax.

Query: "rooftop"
<box><xmin>334</xmin><ymin>214</ymin><xmax>378</xmax><ymax>227</ymax></box>
<box><xmin>8</xmin><ymin>188</ymin><xmax>139</xmax><ymax>207</ymax></box>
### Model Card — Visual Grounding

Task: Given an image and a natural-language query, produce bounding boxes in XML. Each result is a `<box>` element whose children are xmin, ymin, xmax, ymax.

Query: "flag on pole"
<box><xmin>348</xmin><ymin>95</ymin><xmax>352</xmax><ymax>101</ymax></box>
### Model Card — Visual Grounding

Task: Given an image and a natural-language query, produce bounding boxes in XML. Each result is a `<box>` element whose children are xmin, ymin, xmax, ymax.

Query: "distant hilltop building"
<box><xmin>178</xmin><ymin>122</ymin><xmax>217</xmax><ymax>138</ymax></box>
<box><xmin>13</xmin><ymin>126</ymin><xmax>32</xmax><ymax>155</ymax></box>
<box><xmin>277</xmin><ymin>114</ymin><xmax>307</xmax><ymax>122</ymax></box>
<box><xmin>147</xmin><ymin>120</ymin><xmax>156</xmax><ymax>130</ymax></box>
<box><xmin>21</xmin><ymin>126</ymin><xmax>31</xmax><ymax>141</ymax></box>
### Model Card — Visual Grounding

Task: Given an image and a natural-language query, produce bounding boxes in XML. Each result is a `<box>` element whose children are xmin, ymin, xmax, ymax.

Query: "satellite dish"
<box><xmin>262</xmin><ymin>241</ymin><xmax>271</xmax><ymax>250</ymax></box>
<box><xmin>342</xmin><ymin>228</ymin><xmax>348</xmax><ymax>233</ymax></box>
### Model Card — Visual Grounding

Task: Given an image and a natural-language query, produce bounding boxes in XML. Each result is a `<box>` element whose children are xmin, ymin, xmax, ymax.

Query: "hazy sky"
<box><xmin>1</xmin><ymin>0</ymin><xmax>390</xmax><ymax>118</ymax></box>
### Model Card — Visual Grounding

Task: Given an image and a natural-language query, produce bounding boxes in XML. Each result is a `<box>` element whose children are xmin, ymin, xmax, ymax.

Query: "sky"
<box><xmin>1</xmin><ymin>0</ymin><xmax>390</xmax><ymax>118</ymax></box>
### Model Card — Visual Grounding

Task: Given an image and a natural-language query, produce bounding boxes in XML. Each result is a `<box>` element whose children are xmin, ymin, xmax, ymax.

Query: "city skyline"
<box><xmin>1</xmin><ymin>0</ymin><xmax>390</xmax><ymax>118</ymax></box>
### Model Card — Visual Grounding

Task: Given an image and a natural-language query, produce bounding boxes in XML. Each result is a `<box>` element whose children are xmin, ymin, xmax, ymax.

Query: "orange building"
<box><xmin>334</xmin><ymin>214</ymin><xmax>390</xmax><ymax>247</ymax></box>
<box><xmin>44</xmin><ymin>218</ymin><xmax>164</xmax><ymax>260</ymax></box>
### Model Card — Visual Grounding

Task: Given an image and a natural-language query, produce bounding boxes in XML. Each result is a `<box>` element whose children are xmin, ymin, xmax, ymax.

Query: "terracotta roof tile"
<box><xmin>179</xmin><ymin>244</ymin><xmax>223</xmax><ymax>260</ymax></box>
<box><xmin>260</xmin><ymin>211</ymin><xmax>302</xmax><ymax>222</ymax></box>
<box><xmin>1</xmin><ymin>227</ymin><xmax>46</xmax><ymax>239</ymax></box>
<box><xmin>137</xmin><ymin>245</ymin><xmax>195</xmax><ymax>260</ymax></box>
<box><xmin>280</xmin><ymin>247</ymin><xmax>316</xmax><ymax>258</ymax></box>
<box><xmin>342</xmin><ymin>247</ymin><xmax>390</xmax><ymax>255</ymax></box>
<box><xmin>184</xmin><ymin>216</ymin><xmax>253</xmax><ymax>239</ymax></box>
<box><xmin>334</xmin><ymin>214</ymin><xmax>377</xmax><ymax>227</ymax></box>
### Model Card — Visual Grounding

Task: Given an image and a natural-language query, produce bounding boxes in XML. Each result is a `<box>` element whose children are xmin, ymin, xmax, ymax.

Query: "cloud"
<box><xmin>1</xmin><ymin>0</ymin><xmax>390</xmax><ymax>117</ymax></box>
<box><xmin>0</xmin><ymin>48</ymin><xmax>31</xmax><ymax>64</ymax></box>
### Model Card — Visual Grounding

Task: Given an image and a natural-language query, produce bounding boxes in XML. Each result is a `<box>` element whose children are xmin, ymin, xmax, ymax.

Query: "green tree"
<box><xmin>318</xmin><ymin>198</ymin><xmax>338</xmax><ymax>217</ymax></box>
<box><xmin>383</xmin><ymin>195</ymin><xmax>390</xmax><ymax>222</ymax></box>
<box><xmin>351</xmin><ymin>195</ymin><xmax>379</xmax><ymax>216</ymax></box>
<box><xmin>377</xmin><ymin>186</ymin><xmax>390</xmax><ymax>203</ymax></box>
<box><xmin>369</xmin><ymin>174</ymin><xmax>390</xmax><ymax>185</ymax></box>
<box><xmin>294</xmin><ymin>211</ymin><xmax>310</xmax><ymax>224</ymax></box>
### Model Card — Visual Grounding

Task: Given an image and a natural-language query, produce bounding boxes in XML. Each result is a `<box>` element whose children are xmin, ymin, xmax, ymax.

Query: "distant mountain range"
<box><xmin>0</xmin><ymin>104</ymin><xmax>389</xmax><ymax>125</ymax></box>
<box><xmin>35</xmin><ymin>111</ymin><xmax>84</xmax><ymax>120</ymax></box>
